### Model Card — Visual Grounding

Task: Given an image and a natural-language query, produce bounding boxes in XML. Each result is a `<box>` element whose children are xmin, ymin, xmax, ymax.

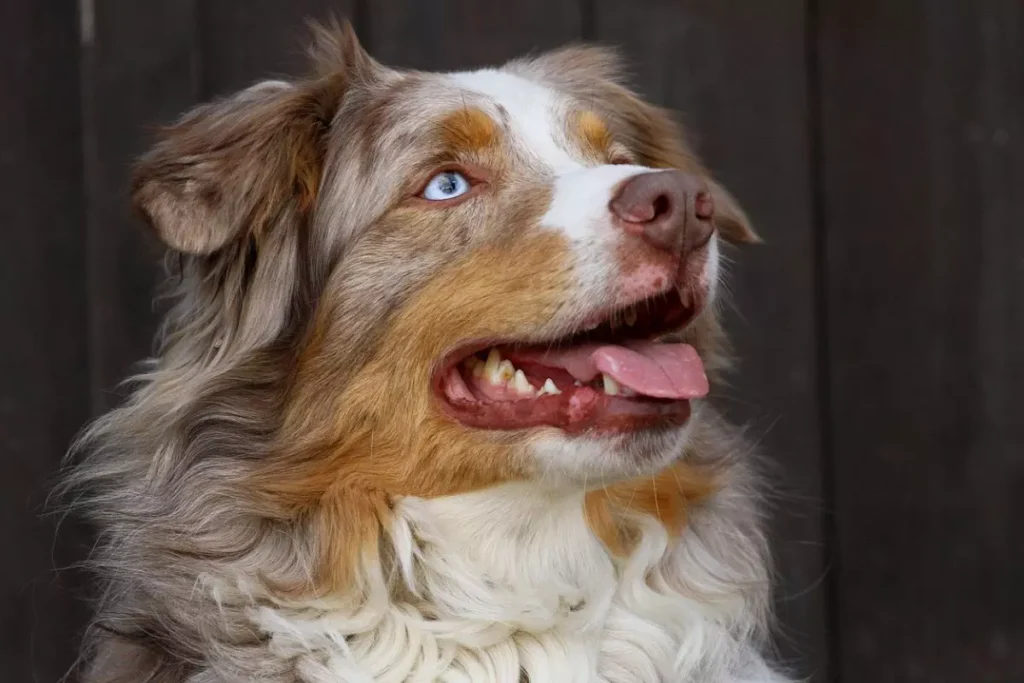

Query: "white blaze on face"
<box><xmin>447</xmin><ymin>69</ymin><xmax>654</xmax><ymax>243</ymax></box>
<box><xmin>542</xmin><ymin>164</ymin><xmax>662</xmax><ymax>241</ymax></box>
<box><xmin>447</xmin><ymin>69</ymin><xmax>580</xmax><ymax>175</ymax></box>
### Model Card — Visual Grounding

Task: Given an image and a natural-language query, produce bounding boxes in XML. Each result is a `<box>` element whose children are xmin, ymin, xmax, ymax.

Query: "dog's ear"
<box><xmin>132</xmin><ymin>21</ymin><xmax>377</xmax><ymax>255</ymax></box>
<box><xmin>706</xmin><ymin>179</ymin><xmax>759</xmax><ymax>245</ymax></box>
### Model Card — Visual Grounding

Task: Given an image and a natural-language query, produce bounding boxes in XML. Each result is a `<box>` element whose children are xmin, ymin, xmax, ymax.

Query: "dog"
<box><xmin>65</xmin><ymin>21</ymin><xmax>791</xmax><ymax>683</ymax></box>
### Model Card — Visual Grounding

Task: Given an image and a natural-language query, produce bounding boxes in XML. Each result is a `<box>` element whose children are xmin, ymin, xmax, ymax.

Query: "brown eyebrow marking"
<box><xmin>439</xmin><ymin>106</ymin><xmax>499</xmax><ymax>153</ymax></box>
<box><xmin>575</xmin><ymin>110</ymin><xmax>613</xmax><ymax>158</ymax></box>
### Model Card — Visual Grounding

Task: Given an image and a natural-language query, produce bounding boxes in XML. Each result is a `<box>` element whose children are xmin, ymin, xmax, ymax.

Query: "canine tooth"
<box><xmin>602</xmin><ymin>373</ymin><xmax>620</xmax><ymax>395</ymax></box>
<box><xmin>538</xmin><ymin>378</ymin><xmax>561</xmax><ymax>396</ymax></box>
<box><xmin>623</xmin><ymin>307</ymin><xmax>638</xmax><ymax>326</ymax></box>
<box><xmin>512</xmin><ymin>369</ymin><xmax>534</xmax><ymax>396</ymax></box>
<box><xmin>497</xmin><ymin>359</ymin><xmax>516</xmax><ymax>383</ymax></box>
<box><xmin>484</xmin><ymin>349</ymin><xmax>503</xmax><ymax>382</ymax></box>
<box><xmin>471</xmin><ymin>357</ymin><xmax>485</xmax><ymax>378</ymax></box>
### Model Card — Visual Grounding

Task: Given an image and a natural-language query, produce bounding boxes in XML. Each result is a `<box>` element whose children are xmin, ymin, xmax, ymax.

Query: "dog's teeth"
<box><xmin>602</xmin><ymin>374</ymin><xmax>620</xmax><ymax>395</ymax></box>
<box><xmin>623</xmin><ymin>307</ymin><xmax>638</xmax><ymax>326</ymax></box>
<box><xmin>620</xmin><ymin>387</ymin><xmax>637</xmax><ymax>397</ymax></box>
<box><xmin>497</xmin><ymin>359</ymin><xmax>516</xmax><ymax>384</ymax></box>
<box><xmin>574</xmin><ymin>380</ymin><xmax>583</xmax><ymax>387</ymax></box>
<box><xmin>471</xmin><ymin>357</ymin><xmax>485</xmax><ymax>378</ymax></box>
<box><xmin>482</xmin><ymin>349</ymin><xmax>521</xmax><ymax>387</ymax></box>
<box><xmin>537</xmin><ymin>378</ymin><xmax>561</xmax><ymax>396</ymax></box>
<box><xmin>512</xmin><ymin>369</ymin><xmax>534</xmax><ymax>396</ymax></box>
<box><xmin>484</xmin><ymin>349</ymin><xmax>503</xmax><ymax>383</ymax></box>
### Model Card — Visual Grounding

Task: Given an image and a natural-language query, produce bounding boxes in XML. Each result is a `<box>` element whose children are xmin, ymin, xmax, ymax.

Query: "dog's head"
<box><xmin>133</xmin><ymin>22</ymin><xmax>755</xmax><ymax>522</ymax></box>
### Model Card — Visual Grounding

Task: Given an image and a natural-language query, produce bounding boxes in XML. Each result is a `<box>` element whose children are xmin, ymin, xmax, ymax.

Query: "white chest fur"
<box><xmin>253</xmin><ymin>482</ymin><xmax>788</xmax><ymax>683</ymax></box>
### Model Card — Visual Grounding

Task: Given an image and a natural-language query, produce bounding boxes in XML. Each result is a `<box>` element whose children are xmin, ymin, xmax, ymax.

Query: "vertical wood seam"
<box><xmin>78</xmin><ymin>0</ymin><xmax>100</xmax><ymax>416</ymax></box>
<box><xmin>805</xmin><ymin>0</ymin><xmax>841</xmax><ymax>680</ymax></box>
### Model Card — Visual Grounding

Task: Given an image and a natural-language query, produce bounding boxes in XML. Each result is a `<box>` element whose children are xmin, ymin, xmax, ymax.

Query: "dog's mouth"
<box><xmin>434</xmin><ymin>288</ymin><xmax>708</xmax><ymax>434</ymax></box>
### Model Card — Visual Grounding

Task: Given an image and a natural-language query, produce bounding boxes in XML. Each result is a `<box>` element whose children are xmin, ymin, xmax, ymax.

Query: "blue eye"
<box><xmin>421</xmin><ymin>171</ymin><xmax>471</xmax><ymax>201</ymax></box>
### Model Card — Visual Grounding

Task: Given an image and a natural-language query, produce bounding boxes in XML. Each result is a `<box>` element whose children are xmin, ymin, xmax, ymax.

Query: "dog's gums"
<box><xmin>435</xmin><ymin>287</ymin><xmax>708</xmax><ymax>433</ymax></box>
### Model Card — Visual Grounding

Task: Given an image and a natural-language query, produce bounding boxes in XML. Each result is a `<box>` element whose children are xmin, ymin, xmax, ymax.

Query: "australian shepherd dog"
<box><xmin>65</xmin><ymin>21</ymin><xmax>791</xmax><ymax>683</ymax></box>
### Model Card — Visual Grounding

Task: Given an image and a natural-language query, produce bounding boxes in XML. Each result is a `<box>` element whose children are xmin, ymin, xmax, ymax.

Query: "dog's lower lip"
<box><xmin>435</xmin><ymin>377</ymin><xmax>693</xmax><ymax>434</ymax></box>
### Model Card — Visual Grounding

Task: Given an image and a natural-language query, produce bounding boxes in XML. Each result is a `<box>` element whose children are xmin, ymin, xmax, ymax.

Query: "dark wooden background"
<box><xmin>1</xmin><ymin>1</ymin><xmax>1021</xmax><ymax>682</ymax></box>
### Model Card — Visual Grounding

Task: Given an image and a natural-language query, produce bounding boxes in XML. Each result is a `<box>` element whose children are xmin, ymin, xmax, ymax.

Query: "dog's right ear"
<box><xmin>132</xmin><ymin>21</ymin><xmax>378</xmax><ymax>255</ymax></box>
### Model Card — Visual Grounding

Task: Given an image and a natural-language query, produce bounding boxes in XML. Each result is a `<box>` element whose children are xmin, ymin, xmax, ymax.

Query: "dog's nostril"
<box><xmin>651</xmin><ymin>194</ymin><xmax>672</xmax><ymax>221</ymax></box>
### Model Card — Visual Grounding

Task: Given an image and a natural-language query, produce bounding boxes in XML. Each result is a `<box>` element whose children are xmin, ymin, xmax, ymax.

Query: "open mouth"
<box><xmin>434</xmin><ymin>288</ymin><xmax>709</xmax><ymax>434</ymax></box>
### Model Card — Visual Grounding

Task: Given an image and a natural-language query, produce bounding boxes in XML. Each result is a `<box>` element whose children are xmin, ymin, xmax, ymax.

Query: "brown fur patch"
<box><xmin>316</xmin><ymin>487</ymin><xmax>392</xmax><ymax>592</ymax></box>
<box><xmin>575</xmin><ymin>110</ymin><xmax>613</xmax><ymax>160</ymax></box>
<box><xmin>258</xmin><ymin>224</ymin><xmax>573</xmax><ymax>588</ymax></box>
<box><xmin>440</xmin><ymin>106</ymin><xmax>499</xmax><ymax>154</ymax></box>
<box><xmin>584</xmin><ymin>461</ymin><xmax>719</xmax><ymax>556</ymax></box>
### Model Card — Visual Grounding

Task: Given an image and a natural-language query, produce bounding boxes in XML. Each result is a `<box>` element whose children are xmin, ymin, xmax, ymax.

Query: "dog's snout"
<box><xmin>608</xmin><ymin>170</ymin><xmax>715</xmax><ymax>256</ymax></box>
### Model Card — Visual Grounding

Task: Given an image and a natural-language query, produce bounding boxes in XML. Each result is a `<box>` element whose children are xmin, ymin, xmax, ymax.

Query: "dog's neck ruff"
<box><xmin>247</xmin><ymin>479</ymin><xmax>787</xmax><ymax>683</ymax></box>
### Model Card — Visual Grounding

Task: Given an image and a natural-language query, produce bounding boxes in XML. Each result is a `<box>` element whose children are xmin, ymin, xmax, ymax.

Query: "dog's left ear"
<box><xmin>131</xmin><ymin>80</ymin><xmax>339</xmax><ymax>255</ymax></box>
<box><xmin>131</xmin><ymin>20</ymin><xmax>377</xmax><ymax>255</ymax></box>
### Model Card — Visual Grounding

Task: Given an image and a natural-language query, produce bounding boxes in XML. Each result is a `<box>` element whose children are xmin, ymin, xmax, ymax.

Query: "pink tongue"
<box><xmin>514</xmin><ymin>342</ymin><xmax>708</xmax><ymax>400</ymax></box>
<box><xmin>591</xmin><ymin>342</ymin><xmax>708</xmax><ymax>399</ymax></box>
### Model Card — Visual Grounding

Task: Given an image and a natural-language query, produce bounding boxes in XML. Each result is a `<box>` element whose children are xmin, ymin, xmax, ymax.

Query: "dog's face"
<box><xmin>133</xmin><ymin>25</ymin><xmax>756</xmax><ymax>505</ymax></box>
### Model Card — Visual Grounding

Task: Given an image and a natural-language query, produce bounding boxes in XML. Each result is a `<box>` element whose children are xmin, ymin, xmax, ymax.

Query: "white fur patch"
<box><xmin>705</xmin><ymin>232</ymin><xmax>721</xmax><ymax>301</ymax></box>
<box><xmin>449</xmin><ymin>70</ymin><xmax>657</xmax><ymax>246</ymax></box>
<box><xmin>529</xmin><ymin>414</ymin><xmax>699</xmax><ymax>489</ymax></box>
<box><xmin>448</xmin><ymin>69</ymin><xmax>581</xmax><ymax>174</ymax></box>
<box><xmin>541</xmin><ymin>164</ymin><xmax>655</xmax><ymax>242</ymax></box>
<box><xmin>252</xmin><ymin>481</ymin><xmax>789</xmax><ymax>683</ymax></box>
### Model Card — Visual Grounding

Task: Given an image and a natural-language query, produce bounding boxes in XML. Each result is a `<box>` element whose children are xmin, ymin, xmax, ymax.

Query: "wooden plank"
<box><xmin>365</xmin><ymin>0</ymin><xmax>582</xmax><ymax>70</ymax></box>
<box><xmin>0</xmin><ymin>2</ymin><xmax>91</xmax><ymax>679</ymax></box>
<box><xmin>83</xmin><ymin>0</ymin><xmax>200</xmax><ymax>410</ymax></box>
<box><xmin>199</xmin><ymin>0</ymin><xmax>356</xmax><ymax>97</ymax></box>
<box><xmin>593</xmin><ymin>2</ymin><xmax>828</xmax><ymax>681</ymax></box>
<box><xmin>819</xmin><ymin>1</ymin><xmax>1024</xmax><ymax>681</ymax></box>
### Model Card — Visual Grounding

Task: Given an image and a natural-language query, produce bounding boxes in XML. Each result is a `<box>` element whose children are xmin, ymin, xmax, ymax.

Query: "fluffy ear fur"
<box><xmin>131</xmin><ymin>21</ymin><xmax>373</xmax><ymax>255</ymax></box>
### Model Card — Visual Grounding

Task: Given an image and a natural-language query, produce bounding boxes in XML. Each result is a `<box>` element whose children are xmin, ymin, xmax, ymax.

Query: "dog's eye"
<box><xmin>421</xmin><ymin>171</ymin><xmax>471</xmax><ymax>201</ymax></box>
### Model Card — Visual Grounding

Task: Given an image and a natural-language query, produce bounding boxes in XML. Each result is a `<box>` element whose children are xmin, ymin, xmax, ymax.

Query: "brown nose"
<box><xmin>608</xmin><ymin>170</ymin><xmax>715</xmax><ymax>256</ymax></box>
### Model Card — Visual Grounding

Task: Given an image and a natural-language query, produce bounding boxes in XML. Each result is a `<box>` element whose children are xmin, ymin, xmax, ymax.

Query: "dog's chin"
<box><xmin>527</xmin><ymin>407</ymin><xmax>701</xmax><ymax>487</ymax></box>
